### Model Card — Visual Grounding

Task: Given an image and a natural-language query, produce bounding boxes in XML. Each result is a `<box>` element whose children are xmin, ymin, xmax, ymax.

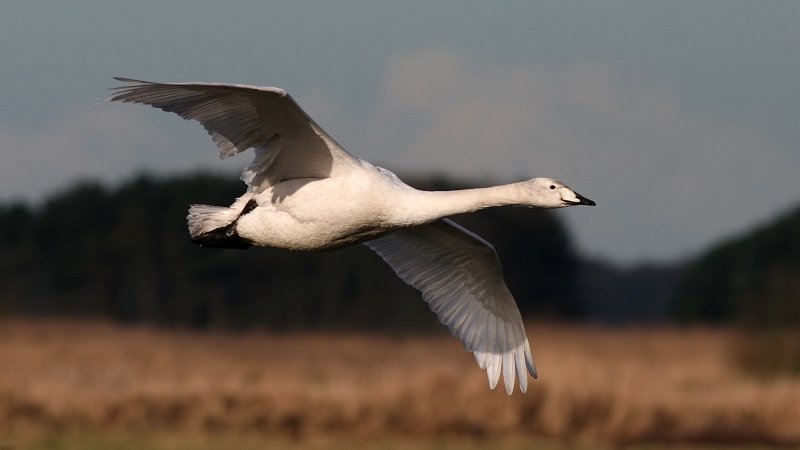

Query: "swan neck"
<box><xmin>403</xmin><ymin>183</ymin><xmax>526</xmax><ymax>224</ymax></box>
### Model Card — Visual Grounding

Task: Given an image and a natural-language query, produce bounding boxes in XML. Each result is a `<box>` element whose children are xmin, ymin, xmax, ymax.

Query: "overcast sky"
<box><xmin>1</xmin><ymin>1</ymin><xmax>798</xmax><ymax>264</ymax></box>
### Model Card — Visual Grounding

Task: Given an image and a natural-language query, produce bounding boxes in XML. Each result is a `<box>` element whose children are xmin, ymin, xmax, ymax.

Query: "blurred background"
<box><xmin>0</xmin><ymin>1</ymin><xmax>798</xmax><ymax>449</ymax></box>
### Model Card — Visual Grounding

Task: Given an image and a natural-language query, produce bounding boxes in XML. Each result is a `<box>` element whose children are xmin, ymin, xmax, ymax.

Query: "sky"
<box><xmin>0</xmin><ymin>1</ymin><xmax>798</xmax><ymax>264</ymax></box>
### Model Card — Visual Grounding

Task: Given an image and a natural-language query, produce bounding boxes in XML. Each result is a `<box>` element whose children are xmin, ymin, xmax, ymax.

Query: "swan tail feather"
<box><xmin>187</xmin><ymin>204</ymin><xmax>251</xmax><ymax>249</ymax></box>
<box><xmin>187</xmin><ymin>204</ymin><xmax>239</xmax><ymax>237</ymax></box>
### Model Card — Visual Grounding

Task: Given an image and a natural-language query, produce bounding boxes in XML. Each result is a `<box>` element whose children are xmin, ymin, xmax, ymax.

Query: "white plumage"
<box><xmin>109</xmin><ymin>78</ymin><xmax>595</xmax><ymax>394</ymax></box>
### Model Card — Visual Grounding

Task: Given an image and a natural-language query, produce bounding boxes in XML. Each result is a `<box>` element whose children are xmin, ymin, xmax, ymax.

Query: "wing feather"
<box><xmin>364</xmin><ymin>219</ymin><xmax>537</xmax><ymax>394</ymax></box>
<box><xmin>108</xmin><ymin>78</ymin><xmax>358</xmax><ymax>190</ymax></box>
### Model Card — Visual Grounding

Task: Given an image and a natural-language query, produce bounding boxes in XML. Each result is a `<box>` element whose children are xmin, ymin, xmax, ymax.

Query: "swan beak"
<box><xmin>567</xmin><ymin>192</ymin><xmax>596</xmax><ymax>206</ymax></box>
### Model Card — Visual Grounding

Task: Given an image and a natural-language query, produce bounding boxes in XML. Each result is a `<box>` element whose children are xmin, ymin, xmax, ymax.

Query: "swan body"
<box><xmin>109</xmin><ymin>78</ymin><xmax>595</xmax><ymax>394</ymax></box>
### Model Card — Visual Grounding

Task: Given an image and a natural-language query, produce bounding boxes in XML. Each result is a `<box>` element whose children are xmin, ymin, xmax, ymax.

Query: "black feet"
<box><xmin>191</xmin><ymin>222</ymin><xmax>252</xmax><ymax>250</ymax></box>
<box><xmin>240</xmin><ymin>198</ymin><xmax>259</xmax><ymax>216</ymax></box>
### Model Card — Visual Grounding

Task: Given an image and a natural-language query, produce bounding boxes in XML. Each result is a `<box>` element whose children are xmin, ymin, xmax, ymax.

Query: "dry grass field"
<box><xmin>0</xmin><ymin>319</ymin><xmax>799</xmax><ymax>449</ymax></box>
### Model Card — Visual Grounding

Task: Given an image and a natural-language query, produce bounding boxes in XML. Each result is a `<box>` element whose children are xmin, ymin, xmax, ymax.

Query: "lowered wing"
<box><xmin>365</xmin><ymin>219</ymin><xmax>537</xmax><ymax>394</ymax></box>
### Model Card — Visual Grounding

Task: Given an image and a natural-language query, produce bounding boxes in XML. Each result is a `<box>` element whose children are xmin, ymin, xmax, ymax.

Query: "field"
<box><xmin>1</xmin><ymin>320</ymin><xmax>799</xmax><ymax>449</ymax></box>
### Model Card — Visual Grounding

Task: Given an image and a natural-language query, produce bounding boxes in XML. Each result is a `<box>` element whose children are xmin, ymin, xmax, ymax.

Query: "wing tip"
<box><xmin>480</xmin><ymin>343</ymin><xmax>538</xmax><ymax>394</ymax></box>
<box><xmin>109</xmin><ymin>77</ymin><xmax>153</xmax><ymax>91</ymax></box>
<box><xmin>106</xmin><ymin>77</ymin><xmax>154</xmax><ymax>104</ymax></box>
<box><xmin>481</xmin><ymin>352</ymin><xmax>536</xmax><ymax>395</ymax></box>
<box><xmin>112</xmin><ymin>76</ymin><xmax>149</xmax><ymax>83</ymax></box>
<box><xmin>525</xmin><ymin>342</ymin><xmax>538</xmax><ymax>380</ymax></box>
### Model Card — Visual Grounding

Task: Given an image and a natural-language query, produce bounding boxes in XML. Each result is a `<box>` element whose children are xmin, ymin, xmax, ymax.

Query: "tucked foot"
<box><xmin>191</xmin><ymin>222</ymin><xmax>252</xmax><ymax>249</ymax></box>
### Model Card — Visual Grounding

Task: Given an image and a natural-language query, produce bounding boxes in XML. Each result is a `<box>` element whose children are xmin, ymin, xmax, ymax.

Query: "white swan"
<box><xmin>109</xmin><ymin>78</ymin><xmax>595</xmax><ymax>394</ymax></box>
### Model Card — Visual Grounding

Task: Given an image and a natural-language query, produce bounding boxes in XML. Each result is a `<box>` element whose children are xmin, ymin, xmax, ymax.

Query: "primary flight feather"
<box><xmin>109</xmin><ymin>78</ymin><xmax>595</xmax><ymax>394</ymax></box>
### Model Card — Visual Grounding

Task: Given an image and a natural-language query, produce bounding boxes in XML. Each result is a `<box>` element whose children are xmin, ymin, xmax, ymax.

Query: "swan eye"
<box><xmin>549</xmin><ymin>185</ymin><xmax>556</xmax><ymax>190</ymax></box>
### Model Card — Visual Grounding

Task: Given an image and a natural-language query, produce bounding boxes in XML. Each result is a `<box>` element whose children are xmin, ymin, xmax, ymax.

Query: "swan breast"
<box><xmin>235</xmin><ymin>170</ymin><xmax>402</xmax><ymax>250</ymax></box>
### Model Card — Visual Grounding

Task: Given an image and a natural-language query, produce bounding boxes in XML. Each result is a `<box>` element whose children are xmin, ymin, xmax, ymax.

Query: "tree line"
<box><xmin>0</xmin><ymin>171</ymin><xmax>797</xmax><ymax>330</ymax></box>
<box><xmin>0</xmin><ymin>172</ymin><xmax>579</xmax><ymax>330</ymax></box>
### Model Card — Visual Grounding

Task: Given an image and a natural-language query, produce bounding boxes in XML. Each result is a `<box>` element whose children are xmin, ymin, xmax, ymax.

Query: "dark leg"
<box><xmin>191</xmin><ymin>222</ymin><xmax>252</xmax><ymax>249</ymax></box>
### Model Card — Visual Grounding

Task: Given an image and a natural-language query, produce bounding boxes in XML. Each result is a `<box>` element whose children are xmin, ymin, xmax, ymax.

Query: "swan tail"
<box><xmin>187</xmin><ymin>204</ymin><xmax>252</xmax><ymax>249</ymax></box>
<box><xmin>187</xmin><ymin>204</ymin><xmax>239</xmax><ymax>237</ymax></box>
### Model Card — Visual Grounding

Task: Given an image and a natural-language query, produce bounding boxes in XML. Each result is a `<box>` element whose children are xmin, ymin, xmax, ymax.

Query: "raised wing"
<box><xmin>108</xmin><ymin>78</ymin><xmax>359</xmax><ymax>190</ymax></box>
<box><xmin>365</xmin><ymin>219</ymin><xmax>537</xmax><ymax>394</ymax></box>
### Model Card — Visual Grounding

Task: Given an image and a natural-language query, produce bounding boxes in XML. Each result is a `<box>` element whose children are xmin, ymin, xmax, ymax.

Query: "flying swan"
<box><xmin>109</xmin><ymin>78</ymin><xmax>595</xmax><ymax>394</ymax></box>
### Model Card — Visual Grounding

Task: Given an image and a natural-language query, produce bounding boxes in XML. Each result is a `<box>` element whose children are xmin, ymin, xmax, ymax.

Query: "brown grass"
<box><xmin>0</xmin><ymin>319</ymin><xmax>798</xmax><ymax>446</ymax></box>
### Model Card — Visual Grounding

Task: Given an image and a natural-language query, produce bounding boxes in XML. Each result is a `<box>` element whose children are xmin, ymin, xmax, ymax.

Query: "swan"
<box><xmin>108</xmin><ymin>78</ymin><xmax>595</xmax><ymax>394</ymax></box>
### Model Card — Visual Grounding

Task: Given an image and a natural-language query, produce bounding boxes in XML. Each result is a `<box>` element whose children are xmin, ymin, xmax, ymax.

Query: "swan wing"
<box><xmin>108</xmin><ymin>78</ymin><xmax>359</xmax><ymax>190</ymax></box>
<box><xmin>364</xmin><ymin>219</ymin><xmax>537</xmax><ymax>394</ymax></box>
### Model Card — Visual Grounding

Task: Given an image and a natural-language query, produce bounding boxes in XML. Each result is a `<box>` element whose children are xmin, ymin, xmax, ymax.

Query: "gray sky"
<box><xmin>1</xmin><ymin>1</ymin><xmax>798</xmax><ymax>264</ymax></box>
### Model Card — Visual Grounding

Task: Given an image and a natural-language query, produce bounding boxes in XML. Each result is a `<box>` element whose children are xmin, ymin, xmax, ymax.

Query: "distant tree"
<box><xmin>578</xmin><ymin>260</ymin><xmax>681</xmax><ymax>324</ymax></box>
<box><xmin>674</xmin><ymin>204</ymin><xmax>800</xmax><ymax>327</ymax></box>
<box><xmin>0</xmin><ymin>202</ymin><xmax>35</xmax><ymax>314</ymax></box>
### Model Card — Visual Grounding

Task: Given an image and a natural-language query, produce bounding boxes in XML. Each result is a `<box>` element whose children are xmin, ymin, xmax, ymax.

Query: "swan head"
<box><xmin>525</xmin><ymin>178</ymin><xmax>596</xmax><ymax>208</ymax></box>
